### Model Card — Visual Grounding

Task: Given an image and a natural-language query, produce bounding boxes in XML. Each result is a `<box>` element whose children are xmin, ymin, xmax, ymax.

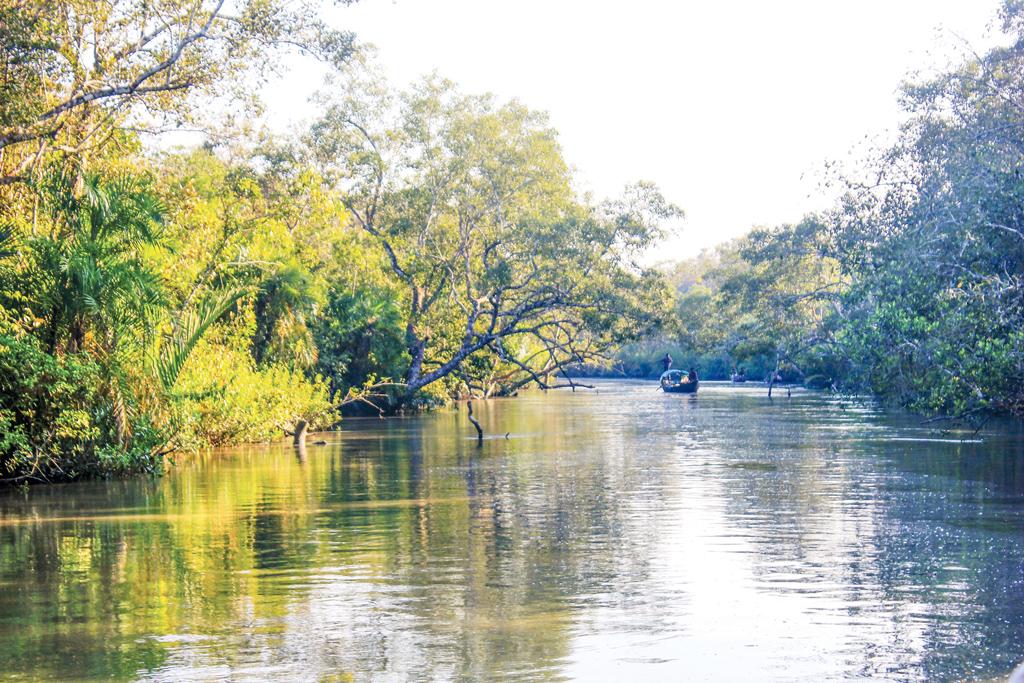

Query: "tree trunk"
<box><xmin>467</xmin><ymin>401</ymin><xmax>483</xmax><ymax>445</ymax></box>
<box><xmin>768</xmin><ymin>355</ymin><xmax>780</xmax><ymax>399</ymax></box>
<box><xmin>291</xmin><ymin>419</ymin><xmax>308</xmax><ymax>446</ymax></box>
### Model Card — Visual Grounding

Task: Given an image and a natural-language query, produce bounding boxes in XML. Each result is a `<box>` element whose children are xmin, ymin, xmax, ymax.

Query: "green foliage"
<box><xmin>156</xmin><ymin>287</ymin><xmax>249</xmax><ymax>391</ymax></box>
<box><xmin>0</xmin><ymin>333</ymin><xmax>164</xmax><ymax>483</ymax></box>
<box><xmin>311</xmin><ymin>75</ymin><xmax>680</xmax><ymax>399</ymax></box>
<box><xmin>821</xmin><ymin>2</ymin><xmax>1024</xmax><ymax>416</ymax></box>
<box><xmin>0</xmin><ymin>0</ymin><xmax>357</xmax><ymax>186</ymax></box>
<box><xmin>252</xmin><ymin>260</ymin><xmax>320</xmax><ymax>370</ymax></box>
<box><xmin>619</xmin><ymin>1</ymin><xmax>1024</xmax><ymax>418</ymax></box>
<box><xmin>314</xmin><ymin>285</ymin><xmax>407</xmax><ymax>399</ymax></box>
<box><xmin>0</xmin><ymin>155</ymin><xmax>349</xmax><ymax>481</ymax></box>
<box><xmin>172</xmin><ymin>339</ymin><xmax>336</xmax><ymax>448</ymax></box>
<box><xmin>0</xmin><ymin>169</ymin><xmax>176</xmax><ymax>482</ymax></box>
<box><xmin>587</xmin><ymin>338</ymin><xmax>735</xmax><ymax>380</ymax></box>
<box><xmin>617</xmin><ymin>220</ymin><xmax>844</xmax><ymax>384</ymax></box>
<box><xmin>25</xmin><ymin>168</ymin><xmax>168</xmax><ymax>355</ymax></box>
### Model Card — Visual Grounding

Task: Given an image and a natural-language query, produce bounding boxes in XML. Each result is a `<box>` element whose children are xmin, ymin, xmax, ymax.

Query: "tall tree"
<box><xmin>826</xmin><ymin>0</ymin><xmax>1024</xmax><ymax>415</ymax></box>
<box><xmin>0</xmin><ymin>0</ymin><xmax>357</xmax><ymax>186</ymax></box>
<box><xmin>310</xmin><ymin>76</ymin><xmax>679</xmax><ymax>401</ymax></box>
<box><xmin>27</xmin><ymin>167</ymin><xmax>166</xmax><ymax>356</ymax></box>
<box><xmin>12</xmin><ymin>168</ymin><xmax>168</xmax><ymax>449</ymax></box>
<box><xmin>712</xmin><ymin>218</ymin><xmax>845</xmax><ymax>388</ymax></box>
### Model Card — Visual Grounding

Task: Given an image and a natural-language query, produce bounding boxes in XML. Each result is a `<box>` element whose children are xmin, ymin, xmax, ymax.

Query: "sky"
<box><xmin>260</xmin><ymin>0</ymin><xmax>1006</xmax><ymax>259</ymax></box>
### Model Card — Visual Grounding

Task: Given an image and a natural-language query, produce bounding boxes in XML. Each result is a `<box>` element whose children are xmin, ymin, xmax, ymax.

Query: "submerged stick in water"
<box><xmin>467</xmin><ymin>400</ymin><xmax>484</xmax><ymax>445</ymax></box>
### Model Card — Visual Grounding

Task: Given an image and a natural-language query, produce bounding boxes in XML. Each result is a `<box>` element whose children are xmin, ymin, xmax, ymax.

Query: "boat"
<box><xmin>660</xmin><ymin>369</ymin><xmax>698</xmax><ymax>393</ymax></box>
<box><xmin>730</xmin><ymin>374</ymin><xmax>748</xmax><ymax>383</ymax></box>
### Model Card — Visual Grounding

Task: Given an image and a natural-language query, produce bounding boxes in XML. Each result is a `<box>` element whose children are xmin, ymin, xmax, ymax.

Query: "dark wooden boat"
<box><xmin>660</xmin><ymin>370</ymin><xmax>698</xmax><ymax>394</ymax></box>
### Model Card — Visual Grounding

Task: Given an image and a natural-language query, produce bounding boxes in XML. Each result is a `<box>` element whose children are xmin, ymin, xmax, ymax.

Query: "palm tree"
<box><xmin>25</xmin><ymin>168</ymin><xmax>167</xmax><ymax>445</ymax></box>
<box><xmin>251</xmin><ymin>259</ymin><xmax>320</xmax><ymax>370</ymax></box>
<box><xmin>155</xmin><ymin>285</ymin><xmax>248</xmax><ymax>391</ymax></box>
<box><xmin>32</xmin><ymin>168</ymin><xmax>166</xmax><ymax>356</ymax></box>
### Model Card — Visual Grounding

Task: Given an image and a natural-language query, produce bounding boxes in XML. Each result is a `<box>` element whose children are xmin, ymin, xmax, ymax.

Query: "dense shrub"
<box><xmin>172</xmin><ymin>339</ymin><xmax>336</xmax><ymax>447</ymax></box>
<box><xmin>0</xmin><ymin>334</ymin><xmax>165</xmax><ymax>483</ymax></box>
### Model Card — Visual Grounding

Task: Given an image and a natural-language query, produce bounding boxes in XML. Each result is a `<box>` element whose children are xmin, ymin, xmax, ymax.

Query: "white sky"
<box><xmin>260</xmin><ymin>0</ymin><xmax>1005</xmax><ymax>258</ymax></box>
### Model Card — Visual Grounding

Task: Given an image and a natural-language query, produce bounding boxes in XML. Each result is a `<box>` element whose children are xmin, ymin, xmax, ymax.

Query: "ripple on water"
<box><xmin>0</xmin><ymin>379</ymin><xmax>1023</xmax><ymax>682</ymax></box>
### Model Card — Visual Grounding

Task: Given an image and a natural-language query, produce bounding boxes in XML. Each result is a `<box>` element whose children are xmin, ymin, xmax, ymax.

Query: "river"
<box><xmin>1</xmin><ymin>380</ymin><xmax>1023</xmax><ymax>681</ymax></box>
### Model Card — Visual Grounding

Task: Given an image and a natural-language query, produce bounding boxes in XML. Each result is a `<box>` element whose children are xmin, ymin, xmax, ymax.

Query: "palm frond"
<box><xmin>0</xmin><ymin>223</ymin><xmax>17</xmax><ymax>259</ymax></box>
<box><xmin>156</xmin><ymin>287</ymin><xmax>248</xmax><ymax>391</ymax></box>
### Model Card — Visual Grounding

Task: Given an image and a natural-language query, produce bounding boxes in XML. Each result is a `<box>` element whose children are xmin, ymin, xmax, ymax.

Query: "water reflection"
<box><xmin>0</xmin><ymin>381</ymin><xmax>1023</xmax><ymax>681</ymax></box>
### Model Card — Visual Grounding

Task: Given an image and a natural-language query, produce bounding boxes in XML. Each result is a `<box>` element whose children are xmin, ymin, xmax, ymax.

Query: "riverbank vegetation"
<box><xmin>614</xmin><ymin>2</ymin><xmax>1024</xmax><ymax>420</ymax></box>
<box><xmin>3</xmin><ymin>0</ymin><xmax>1023</xmax><ymax>483</ymax></box>
<box><xmin>0</xmin><ymin>0</ymin><xmax>676</xmax><ymax>482</ymax></box>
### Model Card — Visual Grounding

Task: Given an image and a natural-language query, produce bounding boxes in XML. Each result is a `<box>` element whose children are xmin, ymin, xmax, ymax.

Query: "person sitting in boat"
<box><xmin>660</xmin><ymin>368</ymin><xmax>685</xmax><ymax>389</ymax></box>
<box><xmin>661</xmin><ymin>353</ymin><xmax>673</xmax><ymax>373</ymax></box>
<box><xmin>687</xmin><ymin>367</ymin><xmax>698</xmax><ymax>383</ymax></box>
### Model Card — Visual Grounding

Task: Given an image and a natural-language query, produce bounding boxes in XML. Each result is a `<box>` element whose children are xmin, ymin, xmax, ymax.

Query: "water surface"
<box><xmin>1</xmin><ymin>380</ymin><xmax>1023</xmax><ymax>681</ymax></box>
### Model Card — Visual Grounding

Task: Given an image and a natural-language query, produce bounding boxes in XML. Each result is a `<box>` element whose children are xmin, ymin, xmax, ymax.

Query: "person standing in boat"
<box><xmin>661</xmin><ymin>353</ymin><xmax>673</xmax><ymax>373</ymax></box>
<box><xmin>687</xmin><ymin>366</ymin><xmax>698</xmax><ymax>383</ymax></box>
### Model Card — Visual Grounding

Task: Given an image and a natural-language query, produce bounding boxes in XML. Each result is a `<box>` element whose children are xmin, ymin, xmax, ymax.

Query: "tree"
<box><xmin>0</xmin><ymin>167</ymin><xmax>170</xmax><ymax>477</ymax></box>
<box><xmin>310</xmin><ymin>75</ymin><xmax>680</xmax><ymax>402</ymax></box>
<box><xmin>0</xmin><ymin>0</ymin><xmax>357</xmax><ymax>186</ymax></box>
<box><xmin>646</xmin><ymin>222</ymin><xmax>846</xmax><ymax>388</ymax></box>
<box><xmin>25</xmin><ymin>167</ymin><xmax>166</xmax><ymax>358</ymax></box>
<box><xmin>149</xmin><ymin>147</ymin><xmax>345</xmax><ymax>443</ymax></box>
<box><xmin>711</xmin><ymin>218</ymin><xmax>845</xmax><ymax>389</ymax></box>
<box><xmin>314</xmin><ymin>284</ymin><xmax>406</xmax><ymax>400</ymax></box>
<box><xmin>155</xmin><ymin>147</ymin><xmax>333</xmax><ymax>369</ymax></box>
<box><xmin>825</xmin><ymin>0</ymin><xmax>1024</xmax><ymax>416</ymax></box>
